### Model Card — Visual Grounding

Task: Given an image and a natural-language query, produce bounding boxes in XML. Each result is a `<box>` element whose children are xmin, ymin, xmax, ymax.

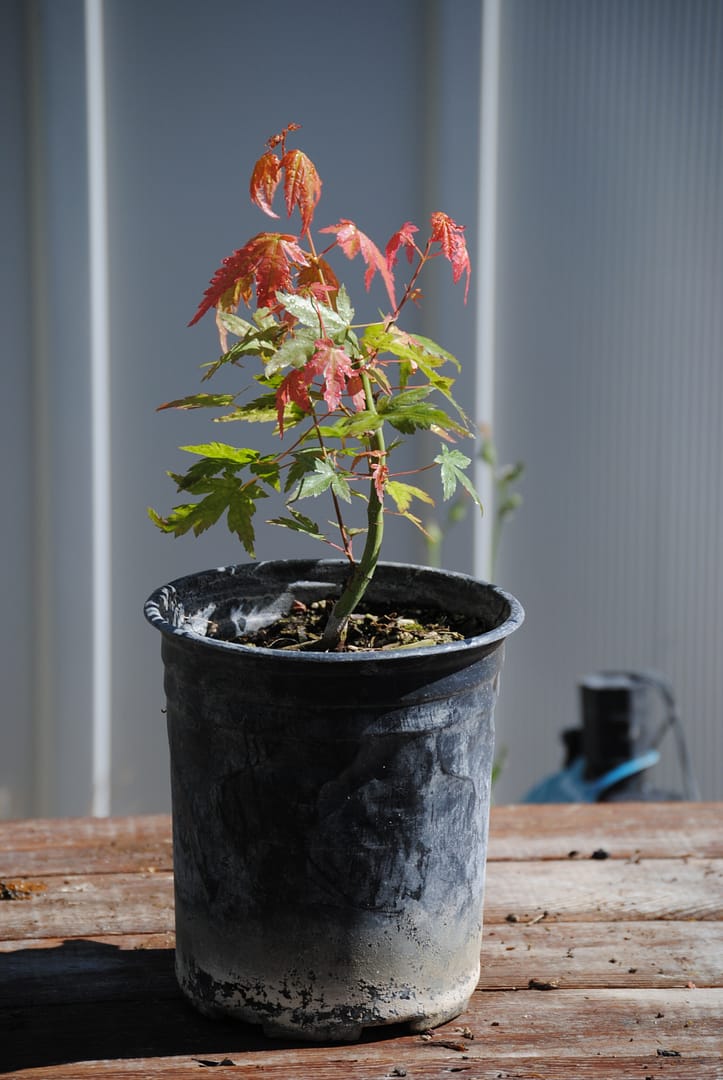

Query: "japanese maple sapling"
<box><xmin>150</xmin><ymin>124</ymin><xmax>482</xmax><ymax>650</ymax></box>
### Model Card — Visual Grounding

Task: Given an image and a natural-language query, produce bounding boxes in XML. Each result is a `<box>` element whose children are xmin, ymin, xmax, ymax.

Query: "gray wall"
<box><xmin>1</xmin><ymin>0</ymin><xmax>35</xmax><ymax>819</ymax></box>
<box><xmin>3</xmin><ymin>0</ymin><xmax>721</xmax><ymax>817</ymax></box>
<box><xmin>2</xmin><ymin>0</ymin><xmax>482</xmax><ymax>816</ymax></box>
<box><xmin>492</xmin><ymin>0</ymin><xmax>723</xmax><ymax>802</ymax></box>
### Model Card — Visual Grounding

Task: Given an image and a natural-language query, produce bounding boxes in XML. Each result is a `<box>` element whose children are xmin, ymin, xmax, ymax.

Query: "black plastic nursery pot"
<box><xmin>144</xmin><ymin>559</ymin><xmax>523</xmax><ymax>1042</ymax></box>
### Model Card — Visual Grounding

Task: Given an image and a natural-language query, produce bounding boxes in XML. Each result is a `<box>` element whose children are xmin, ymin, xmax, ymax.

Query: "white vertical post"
<box><xmin>85</xmin><ymin>0</ymin><xmax>112</xmax><ymax>816</ymax></box>
<box><xmin>475</xmin><ymin>0</ymin><xmax>501</xmax><ymax>581</ymax></box>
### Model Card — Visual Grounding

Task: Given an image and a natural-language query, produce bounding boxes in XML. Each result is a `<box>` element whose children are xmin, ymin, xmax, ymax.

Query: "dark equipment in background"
<box><xmin>524</xmin><ymin>671</ymin><xmax>700</xmax><ymax>803</ymax></box>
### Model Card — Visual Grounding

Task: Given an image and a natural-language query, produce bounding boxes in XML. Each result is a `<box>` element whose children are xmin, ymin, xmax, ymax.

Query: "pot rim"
<box><xmin>144</xmin><ymin>558</ymin><xmax>524</xmax><ymax>664</ymax></box>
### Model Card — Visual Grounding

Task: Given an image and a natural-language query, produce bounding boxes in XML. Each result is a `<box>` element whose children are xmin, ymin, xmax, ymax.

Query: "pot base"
<box><xmin>178</xmin><ymin>956</ymin><xmax>476</xmax><ymax>1043</ymax></box>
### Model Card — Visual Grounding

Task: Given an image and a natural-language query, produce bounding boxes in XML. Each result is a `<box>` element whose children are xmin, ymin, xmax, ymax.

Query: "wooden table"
<box><xmin>1</xmin><ymin>802</ymin><xmax>721</xmax><ymax>1078</ymax></box>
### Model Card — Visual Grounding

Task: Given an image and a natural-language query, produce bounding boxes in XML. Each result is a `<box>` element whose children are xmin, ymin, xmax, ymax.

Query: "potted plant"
<box><xmin>145</xmin><ymin>124</ymin><xmax>523</xmax><ymax>1042</ymax></box>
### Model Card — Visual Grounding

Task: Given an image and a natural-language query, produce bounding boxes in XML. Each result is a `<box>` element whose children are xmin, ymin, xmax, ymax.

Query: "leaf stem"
<box><xmin>319</xmin><ymin>242</ymin><xmax>434</xmax><ymax>648</ymax></box>
<box><xmin>320</xmin><ymin>369</ymin><xmax>385</xmax><ymax>649</ymax></box>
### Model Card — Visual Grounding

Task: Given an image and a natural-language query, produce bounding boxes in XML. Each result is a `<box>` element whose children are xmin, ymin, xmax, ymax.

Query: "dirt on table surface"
<box><xmin>209</xmin><ymin>597</ymin><xmax>481</xmax><ymax>652</ymax></box>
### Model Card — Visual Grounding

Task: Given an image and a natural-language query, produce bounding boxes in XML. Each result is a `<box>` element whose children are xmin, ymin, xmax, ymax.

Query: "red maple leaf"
<box><xmin>189</xmin><ymin>232</ymin><xmax>310</xmax><ymax>325</ymax></box>
<box><xmin>385</xmin><ymin>222</ymin><xmax>419</xmax><ymax>270</ymax></box>
<box><xmin>308</xmin><ymin>339</ymin><xmax>354</xmax><ymax>412</ymax></box>
<box><xmin>281</xmin><ymin>148</ymin><xmax>322</xmax><ymax>235</ymax></box>
<box><xmin>276</xmin><ymin>367</ymin><xmax>312</xmax><ymax>435</ymax></box>
<box><xmin>430</xmin><ymin>212</ymin><xmax>471</xmax><ymax>301</ymax></box>
<box><xmin>319</xmin><ymin>220</ymin><xmax>397</xmax><ymax>310</ymax></box>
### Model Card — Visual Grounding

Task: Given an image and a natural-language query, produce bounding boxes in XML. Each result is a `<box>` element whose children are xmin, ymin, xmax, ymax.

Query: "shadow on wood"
<box><xmin>2</xmin><ymin>938</ymin><xmax>406</xmax><ymax>1072</ymax></box>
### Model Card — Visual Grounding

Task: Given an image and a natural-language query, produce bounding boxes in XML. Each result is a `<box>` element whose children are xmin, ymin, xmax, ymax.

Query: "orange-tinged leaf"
<box><xmin>250</xmin><ymin>151</ymin><xmax>282</xmax><ymax>218</ymax></box>
<box><xmin>253</xmin><ymin>234</ymin><xmax>310</xmax><ymax>309</ymax></box>
<box><xmin>189</xmin><ymin>232</ymin><xmax>310</xmax><ymax>326</ymax></box>
<box><xmin>320</xmin><ymin>220</ymin><xmax>397</xmax><ymax>310</ymax></box>
<box><xmin>281</xmin><ymin>148</ymin><xmax>322</xmax><ymax>235</ymax></box>
<box><xmin>430</xmin><ymin>212</ymin><xmax>471</xmax><ymax>301</ymax></box>
<box><xmin>189</xmin><ymin>247</ymin><xmax>253</xmax><ymax>326</ymax></box>
<box><xmin>297</xmin><ymin>257</ymin><xmax>340</xmax><ymax>302</ymax></box>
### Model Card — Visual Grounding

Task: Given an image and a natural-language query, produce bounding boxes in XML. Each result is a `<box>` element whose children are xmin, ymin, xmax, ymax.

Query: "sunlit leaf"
<box><xmin>217</xmin><ymin>311</ymin><xmax>257</xmax><ymax>339</ymax></box>
<box><xmin>284</xmin><ymin>449</ymin><xmax>323</xmax><ymax>492</ymax></box>
<box><xmin>435</xmin><ymin>445</ymin><xmax>483</xmax><ymax>510</ymax></box>
<box><xmin>189</xmin><ymin>232</ymin><xmax>310</xmax><ymax>326</ymax></box>
<box><xmin>320</xmin><ymin>220</ymin><xmax>396</xmax><ymax>310</ymax></box>
<box><xmin>265</xmin><ymin>330</ymin><xmax>317</xmax><ymax>376</ymax></box>
<box><xmin>385</xmin><ymin>480</ymin><xmax>435</xmax><ymax>513</ymax></box>
<box><xmin>281</xmin><ymin>148</ymin><xmax>322</xmax><ymax>234</ymax></box>
<box><xmin>276</xmin><ymin>291</ymin><xmax>351</xmax><ymax>338</ymax></box>
<box><xmin>249</xmin><ymin>150</ymin><xmax>281</xmax><ymax>218</ymax></box>
<box><xmin>148</xmin><ymin>477</ymin><xmax>267</xmax><ymax>556</ymax></box>
<box><xmin>377</xmin><ymin>397</ymin><xmax>467</xmax><ymax>436</ymax></box>
<box><xmin>385</xmin><ymin>221</ymin><xmax>419</xmax><ymax>270</ymax></box>
<box><xmin>409</xmin><ymin>333</ymin><xmax>460</xmax><ymax>369</ymax></box>
<box><xmin>215</xmin><ymin>393</ymin><xmax>279</xmax><ymax>423</ymax></box>
<box><xmin>295</xmin><ymin>458</ymin><xmax>352</xmax><ymax>503</ymax></box>
<box><xmin>179</xmin><ymin>442</ymin><xmax>260</xmax><ymax>464</ymax></box>
<box><xmin>157</xmin><ymin>393</ymin><xmax>236</xmax><ymax>412</ymax></box>
<box><xmin>307</xmin><ymin>339</ymin><xmax>354</xmax><ymax>412</ymax></box>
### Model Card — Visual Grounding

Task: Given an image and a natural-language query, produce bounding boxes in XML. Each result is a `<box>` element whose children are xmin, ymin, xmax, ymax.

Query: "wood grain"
<box><xmin>0</xmin><ymin>815</ymin><xmax>172</xmax><ymax>877</ymax></box>
<box><xmin>484</xmin><ymin>857</ymin><xmax>723</xmax><ymax>922</ymax></box>
<box><xmin>2</xmin><ymin>989</ymin><xmax>721</xmax><ymax>1076</ymax></box>
<box><xmin>2</xmin><ymin>857</ymin><xmax>720</xmax><ymax>944</ymax></box>
<box><xmin>1</xmin><ymin>803</ymin><xmax>721</xmax><ymax>1079</ymax></box>
<box><xmin>486</xmin><ymin>801</ymin><xmax>723</xmax><ymax>861</ymax></box>
<box><xmin>1</xmin><ymin>803</ymin><xmax>720</xmax><ymax>874</ymax></box>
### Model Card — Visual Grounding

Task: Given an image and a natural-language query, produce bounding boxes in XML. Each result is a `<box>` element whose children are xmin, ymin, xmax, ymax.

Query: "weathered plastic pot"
<box><xmin>144</xmin><ymin>560</ymin><xmax>523</xmax><ymax>1042</ymax></box>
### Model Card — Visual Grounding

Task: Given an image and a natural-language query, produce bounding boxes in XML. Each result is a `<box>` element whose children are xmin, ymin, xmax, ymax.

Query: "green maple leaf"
<box><xmin>435</xmin><ymin>445</ymin><xmax>484</xmax><ymax>510</ymax></box>
<box><xmin>385</xmin><ymin>480</ymin><xmax>435</xmax><ymax>513</ymax></box>
<box><xmin>264</xmin><ymin>328</ymin><xmax>317</xmax><ymax>376</ymax></box>
<box><xmin>157</xmin><ymin>392</ymin><xmax>236</xmax><ymax>412</ymax></box>
<box><xmin>293</xmin><ymin>458</ymin><xmax>353</xmax><ymax>503</ymax></box>
<box><xmin>276</xmin><ymin>290</ymin><xmax>352</xmax><ymax>338</ymax></box>
<box><xmin>180</xmin><ymin>442</ymin><xmax>259</xmax><ymax>464</ymax></box>
<box><xmin>378</xmin><ymin>396</ymin><xmax>466</xmax><ymax>437</ymax></box>
<box><xmin>148</xmin><ymin>477</ymin><xmax>266</xmax><ymax>556</ymax></box>
<box><xmin>216</xmin><ymin>393</ymin><xmax>279</xmax><ymax>423</ymax></box>
<box><xmin>268</xmin><ymin>507</ymin><xmax>327</xmax><ymax>542</ymax></box>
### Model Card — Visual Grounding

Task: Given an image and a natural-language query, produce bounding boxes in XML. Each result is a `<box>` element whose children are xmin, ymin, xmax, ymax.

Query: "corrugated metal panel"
<box><xmin>493</xmin><ymin>0</ymin><xmax>723</xmax><ymax>801</ymax></box>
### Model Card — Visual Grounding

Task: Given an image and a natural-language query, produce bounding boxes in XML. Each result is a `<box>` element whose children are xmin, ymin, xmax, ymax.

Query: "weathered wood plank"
<box><xmin>487</xmin><ymin>801</ymin><xmax>723</xmax><ymax>861</ymax></box>
<box><xmin>2</xmin><ymin>988</ymin><xmax>721</xmax><ymax>1076</ymax></box>
<box><xmin>0</xmin><ymin>871</ymin><xmax>174</xmax><ymax>940</ymax></box>
<box><xmin>1</xmin><ymin>803</ymin><xmax>720</xmax><ymax>878</ymax></box>
<box><xmin>5</xmin><ymin>1055</ymin><xmax>721</xmax><ymax>1079</ymax></box>
<box><xmin>0</xmin><ymin>815</ymin><xmax>169</xmax><ymax>853</ymax></box>
<box><xmin>1</xmin><ymin>922</ymin><xmax>718</xmax><ymax>1011</ymax></box>
<box><xmin>2</xmin><ymin>857</ymin><xmax>720</xmax><ymax>943</ymax></box>
<box><xmin>1</xmin><ymin>806</ymin><xmax>720</xmax><ymax>1077</ymax></box>
<box><xmin>479</xmin><ymin>920</ymin><xmax>723</xmax><ymax>989</ymax></box>
<box><xmin>0</xmin><ymin>815</ymin><xmax>172</xmax><ymax>877</ymax></box>
<box><xmin>483</xmin><ymin>857</ymin><xmax>723</xmax><ymax>922</ymax></box>
<box><xmin>0</xmin><ymin>935</ymin><xmax>177</xmax><ymax>1007</ymax></box>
